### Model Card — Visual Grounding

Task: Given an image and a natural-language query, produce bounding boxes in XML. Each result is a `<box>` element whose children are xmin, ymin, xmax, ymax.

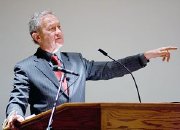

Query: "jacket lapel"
<box><xmin>33</xmin><ymin>48</ymin><xmax>60</xmax><ymax>89</ymax></box>
<box><xmin>35</xmin><ymin>58</ymin><xmax>60</xmax><ymax>88</ymax></box>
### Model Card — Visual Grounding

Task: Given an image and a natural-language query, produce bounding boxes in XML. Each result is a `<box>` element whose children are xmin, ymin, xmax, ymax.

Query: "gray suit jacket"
<box><xmin>6</xmin><ymin>48</ymin><xmax>148</xmax><ymax>117</ymax></box>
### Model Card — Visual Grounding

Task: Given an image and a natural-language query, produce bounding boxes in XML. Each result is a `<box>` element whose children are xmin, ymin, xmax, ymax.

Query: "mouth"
<box><xmin>56</xmin><ymin>36</ymin><xmax>61</xmax><ymax>39</ymax></box>
<box><xmin>55</xmin><ymin>37</ymin><xmax>64</xmax><ymax>44</ymax></box>
<box><xmin>55</xmin><ymin>37</ymin><xmax>62</xmax><ymax>41</ymax></box>
<box><xmin>56</xmin><ymin>35</ymin><xmax>63</xmax><ymax>39</ymax></box>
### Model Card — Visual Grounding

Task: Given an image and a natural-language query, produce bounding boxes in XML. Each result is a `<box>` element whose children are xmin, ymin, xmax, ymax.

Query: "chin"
<box><xmin>58</xmin><ymin>44</ymin><xmax>63</xmax><ymax>48</ymax></box>
<box><xmin>56</xmin><ymin>39</ymin><xmax>64</xmax><ymax>44</ymax></box>
<box><xmin>52</xmin><ymin>45</ymin><xmax>63</xmax><ymax>53</ymax></box>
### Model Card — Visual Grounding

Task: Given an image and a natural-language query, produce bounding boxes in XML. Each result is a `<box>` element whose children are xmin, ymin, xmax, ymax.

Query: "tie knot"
<box><xmin>51</xmin><ymin>55</ymin><xmax>61</xmax><ymax>66</ymax></box>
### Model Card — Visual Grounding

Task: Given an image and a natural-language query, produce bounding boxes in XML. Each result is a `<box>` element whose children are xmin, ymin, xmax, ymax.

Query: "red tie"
<box><xmin>51</xmin><ymin>55</ymin><xmax>68</xmax><ymax>95</ymax></box>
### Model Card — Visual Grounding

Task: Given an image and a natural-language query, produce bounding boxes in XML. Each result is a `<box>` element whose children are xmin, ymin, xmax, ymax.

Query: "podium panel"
<box><xmin>101</xmin><ymin>103</ymin><xmax>180</xmax><ymax>129</ymax></box>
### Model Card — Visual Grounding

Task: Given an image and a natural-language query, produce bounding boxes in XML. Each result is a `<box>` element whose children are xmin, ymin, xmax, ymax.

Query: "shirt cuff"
<box><xmin>139</xmin><ymin>53</ymin><xmax>149</xmax><ymax>67</ymax></box>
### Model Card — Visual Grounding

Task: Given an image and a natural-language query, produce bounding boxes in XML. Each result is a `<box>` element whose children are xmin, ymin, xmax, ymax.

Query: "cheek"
<box><xmin>45</xmin><ymin>34</ymin><xmax>55</xmax><ymax>41</ymax></box>
<box><xmin>51</xmin><ymin>35</ymin><xmax>56</xmax><ymax>41</ymax></box>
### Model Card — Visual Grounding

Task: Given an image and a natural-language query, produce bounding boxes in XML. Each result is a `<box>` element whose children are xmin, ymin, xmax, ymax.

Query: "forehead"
<box><xmin>40</xmin><ymin>14</ymin><xmax>60</xmax><ymax>28</ymax></box>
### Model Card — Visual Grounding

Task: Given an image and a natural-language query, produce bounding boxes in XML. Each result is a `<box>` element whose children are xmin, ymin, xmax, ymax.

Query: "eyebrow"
<box><xmin>47</xmin><ymin>21</ymin><xmax>60</xmax><ymax>28</ymax></box>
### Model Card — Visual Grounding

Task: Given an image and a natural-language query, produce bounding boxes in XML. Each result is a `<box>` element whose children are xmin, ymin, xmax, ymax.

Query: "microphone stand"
<box><xmin>46</xmin><ymin>67</ymin><xmax>79</xmax><ymax>130</ymax></box>
<box><xmin>98</xmin><ymin>49</ymin><xmax>142</xmax><ymax>103</ymax></box>
<box><xmin>46</xmin><ymin>74</ymin><xmax>65</xmax><ymax>130</ymax></box>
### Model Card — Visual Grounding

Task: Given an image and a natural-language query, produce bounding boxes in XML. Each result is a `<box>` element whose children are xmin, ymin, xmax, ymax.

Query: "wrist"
<box><xmin>144</xmin><ymin>51</ymin><xmax>151</xmax><ymax>60</ymax></box>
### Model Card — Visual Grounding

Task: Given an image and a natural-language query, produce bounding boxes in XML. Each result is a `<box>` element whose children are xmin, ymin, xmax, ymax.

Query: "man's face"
<box><xmin>37</xmin><ymin>14</ymin><xmax>64</xmax><ymax>52</ymax></box>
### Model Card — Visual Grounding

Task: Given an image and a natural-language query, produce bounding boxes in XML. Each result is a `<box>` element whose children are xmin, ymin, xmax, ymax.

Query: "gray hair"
<box><xmin>29</xmin><ymin>10</ymin><xmax>54</xmax><ymax>43</ymax></box>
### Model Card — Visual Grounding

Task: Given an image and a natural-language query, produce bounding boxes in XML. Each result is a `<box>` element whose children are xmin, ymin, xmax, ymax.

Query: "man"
<box><xmin>4</xmin><ymin>10</ymin><xmax>177</xmax><ymax>129</ymax></box>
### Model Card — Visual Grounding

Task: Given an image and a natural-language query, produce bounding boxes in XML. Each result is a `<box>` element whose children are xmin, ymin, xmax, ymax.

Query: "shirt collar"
<box><xmin>37</xmin><ymin>48</ymin><xmax>62</xmax><ymax>62</ymax></box>
<box><xmin>53</xmin><ymin>49</ymin><xmax>62</xmax><ymax>62</ymax></box>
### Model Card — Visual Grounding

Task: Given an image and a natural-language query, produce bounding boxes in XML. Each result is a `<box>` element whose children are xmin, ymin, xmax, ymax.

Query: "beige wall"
<box><xmin>0</xmin><ymin>0</ymin><xmax>180</xmax><ymax>124</ymax></box>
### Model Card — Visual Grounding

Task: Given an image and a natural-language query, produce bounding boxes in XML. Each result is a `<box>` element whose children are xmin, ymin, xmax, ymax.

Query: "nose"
<box><xmin>55</xmin><ymin>26</ymin><xmax>62</xmax><ymax>34</ymax></box>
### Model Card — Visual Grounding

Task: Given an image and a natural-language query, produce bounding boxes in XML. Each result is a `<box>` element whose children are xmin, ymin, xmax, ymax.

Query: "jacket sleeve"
<box><xmin>6</xmin><ymin>64</ymin><xmax>30</xmax><ymax>118</ymax></box>
<box><xmin>84</xmin><ymin>53</ymin><xmax>148</xmax><ymax>80</ymax></box>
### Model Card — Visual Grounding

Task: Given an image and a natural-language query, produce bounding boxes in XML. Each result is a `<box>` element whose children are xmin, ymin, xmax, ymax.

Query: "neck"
<box><xmin>40</xmin><ymin>45</ymin><xmax>63</xmax><ymax>54</ymax></box>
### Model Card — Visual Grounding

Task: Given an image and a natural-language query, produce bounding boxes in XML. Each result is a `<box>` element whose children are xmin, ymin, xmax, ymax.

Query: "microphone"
<box><xmin>53</xmin><ymin>66</ymin><xmax>79</xmax><ymax>76</ymax></box>
<box><xmin>98</xmin><ymin>48</ymin><xmax>142</xmax><ymax>103</ymax></box>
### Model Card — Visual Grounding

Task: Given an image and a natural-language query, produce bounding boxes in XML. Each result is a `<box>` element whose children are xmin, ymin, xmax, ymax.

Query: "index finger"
<box><xmin>161</xmin><ymin>46</ymin><xmax>178</xmax><ymax>51</ymax></box>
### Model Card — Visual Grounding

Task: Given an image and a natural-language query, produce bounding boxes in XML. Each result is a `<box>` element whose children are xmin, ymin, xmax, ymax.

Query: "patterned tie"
<box><xmin>51</xmin><ymin>55</ymin><xmax>68</xmax><ymax>95</ymax></box>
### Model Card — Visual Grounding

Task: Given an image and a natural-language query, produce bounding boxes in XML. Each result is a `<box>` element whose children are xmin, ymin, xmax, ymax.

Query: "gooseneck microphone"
<box><xmin>53</xmin><ymin>66</ymin><xmax>79</xmax><ymax>76</ymax></box>
<box><xmin>98</xmin><ymin>49</ymin><xmax>142</xmax><ymax>103</ymax></box>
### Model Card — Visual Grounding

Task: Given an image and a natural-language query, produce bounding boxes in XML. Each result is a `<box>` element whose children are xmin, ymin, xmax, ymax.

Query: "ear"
<box><xmin>31</xmin><ymin>32</ymin><xmax>41</xmax><ymax>43</ymax></box>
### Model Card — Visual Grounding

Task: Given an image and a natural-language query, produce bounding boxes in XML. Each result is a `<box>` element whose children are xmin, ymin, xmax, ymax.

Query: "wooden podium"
<box><xmin>4</xmin><ymin>103</ymin><xmax>180</xmax><ymax>130</ymax></box>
